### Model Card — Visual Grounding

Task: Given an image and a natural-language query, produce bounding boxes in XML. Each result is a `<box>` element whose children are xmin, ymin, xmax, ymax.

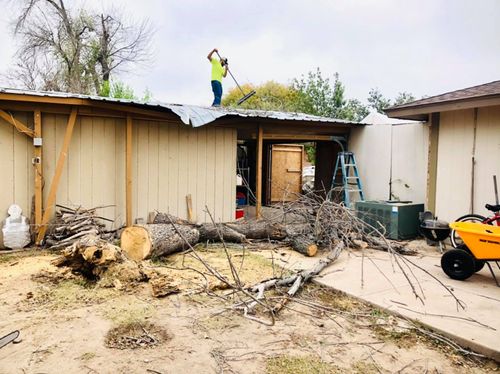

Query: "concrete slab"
<box><xmin>260</xmin><ymin>242</ymin><xmax>500</xmax><ymax>361</ymax></box>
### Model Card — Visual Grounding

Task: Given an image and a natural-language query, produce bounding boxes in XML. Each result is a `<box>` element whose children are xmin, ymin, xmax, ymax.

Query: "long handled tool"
<box><xmin>216</xmin><ymin>51</ymin><xmax>256</xmax><ymax>105</ymax></box>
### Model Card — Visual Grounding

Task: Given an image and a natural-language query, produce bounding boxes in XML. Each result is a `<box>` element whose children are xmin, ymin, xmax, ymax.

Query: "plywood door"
<box><xmin>270</xmin><ymin>144</ymin><xmax>303</xmax><ymax>203</ymax></box>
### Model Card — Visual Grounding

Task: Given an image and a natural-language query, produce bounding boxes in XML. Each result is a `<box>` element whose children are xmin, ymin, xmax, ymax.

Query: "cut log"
<box><xmin>288</xmin><ymin>236</ymin><xmax>318</xmax><ymax>257</ymax></box>
<box><xmin>150</xmin><ymin>212</ymin><xmax>246</xmax><ymax>243</ymax></box>
<box><xmin>225</xmin><ymin>220</ymin><xmax>287</xmax><ymax>240</ymax></box>
<box><xmin>120</xmin><ymin>224</ymin><xmax>200</xmax><ymax>261</ymax></box>
<box><xmin>198</xmin><ymin>223</ymin><xmax>246</xmax><ymax>243</ymax></box>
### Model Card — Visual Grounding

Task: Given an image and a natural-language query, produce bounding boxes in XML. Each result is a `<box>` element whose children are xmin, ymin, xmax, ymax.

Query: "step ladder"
<box><xmin>330</xmin><ymin>152</ymin><xmax>365</xmax><ymax>207</ymax></box>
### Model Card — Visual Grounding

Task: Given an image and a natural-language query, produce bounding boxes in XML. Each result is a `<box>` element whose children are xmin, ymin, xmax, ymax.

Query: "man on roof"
<box><xmin>207</xmin><ymin>48</ymin><xmax>228</xmax><ymax>107</ymax></box>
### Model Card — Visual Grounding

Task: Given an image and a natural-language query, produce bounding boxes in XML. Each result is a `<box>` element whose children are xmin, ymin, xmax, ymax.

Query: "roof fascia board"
<box><xmin>0</xmin><ymin>93</ymin><xmax>171</xmax><ymax>120</ymax></box>
<box><xmin>386</xmin><ymin>96</ymin><xmax>500</xmax><ymax>119</ymax></box>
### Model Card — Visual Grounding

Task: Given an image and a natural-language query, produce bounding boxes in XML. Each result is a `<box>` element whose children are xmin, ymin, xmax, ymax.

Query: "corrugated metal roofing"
<box><xmin>0</xmin><ymin>87</ymin><xmax>365</xmax><ymax>128</ymax></box>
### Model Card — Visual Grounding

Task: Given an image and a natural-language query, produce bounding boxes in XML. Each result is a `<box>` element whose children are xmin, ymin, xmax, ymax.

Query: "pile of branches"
<box><xmin>44</xmin><ymin>205</ymin><xmax>120</xmax><ymax>250</ymax></box>
<box><xmin>164</xmin><ymin>193</ymin><xmax>464</xmax><ymax>326</ymax></box>
<box><xmin>275</xmin><ymin>192</ymin><xmax>415</xmax><ymax>255</ymax></box>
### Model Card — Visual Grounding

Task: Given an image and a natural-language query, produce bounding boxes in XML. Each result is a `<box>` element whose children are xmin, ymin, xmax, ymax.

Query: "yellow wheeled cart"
<box><xmin>442</xmin><ymin>222</ymin><xmax>500</xmax><ymax>286</ymax></box>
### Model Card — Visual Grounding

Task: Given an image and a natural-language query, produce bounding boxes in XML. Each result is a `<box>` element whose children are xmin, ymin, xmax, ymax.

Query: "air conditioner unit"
<box><xmin>355</xmin><ymin>201</ymin><xmax>424</xmax><ymax>240</ymax></box>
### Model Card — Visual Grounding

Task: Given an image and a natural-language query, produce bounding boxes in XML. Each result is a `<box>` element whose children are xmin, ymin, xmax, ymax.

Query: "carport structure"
<box><xmin>0</xmin><ymin>87</ymin><xmax>365</xmax><ymax>245</ymax></box>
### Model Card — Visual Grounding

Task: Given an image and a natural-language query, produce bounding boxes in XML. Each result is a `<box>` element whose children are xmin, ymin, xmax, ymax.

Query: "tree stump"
<box><xmin>120</xmin><ymin>224</ymin><xmax>200</xmax><ymax>260</ymax></box>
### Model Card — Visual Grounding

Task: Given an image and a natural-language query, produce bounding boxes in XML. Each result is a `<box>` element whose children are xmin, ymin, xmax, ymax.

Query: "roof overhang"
<box><xmin>385</xmin><ymin>95</ymin><xmax>500</xmax><ymax>121</ymax></box>
<box><xmin>0</xmin><ymin>88</ymin><xmax>366</xmax><ymax>131</ymax></box>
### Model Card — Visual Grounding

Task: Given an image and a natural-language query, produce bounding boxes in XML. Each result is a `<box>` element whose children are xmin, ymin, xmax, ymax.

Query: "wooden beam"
<box><xmin>426</xmin><ymin>113</ymin><xmax>440</xmax><ymax>213</ymax></box>
<box><xmin>0</xmin><ymin>93</ymin><xmax>172</xmax><ymax>119</ymax></box>
<box><xmin>36</xmin><ymin>107</ymin><xmax>78</xmax><ymax>243</ymax></box>
<box><xmin>126</xmin><ymin>115</ymin><xmax>133</xmax><ymax>227</ymax></box>
<box><xmin>34</xmin><ymin>109</ymin><xmax>43</xmax><ymax>228</ymax></box>
<box><xmin>256</xmin><ymin>125</ymin><xmax>264</xmax><ymax>218</ymax></box>
<box><xmin>251</xmin><ymin>134</ymin><xmax>337</xmax><ymax>141</ymax></box>
<box><xmin>0</xmin><ymin>109</ymin><xmax>34</xmax><ymax>137</ymax></box>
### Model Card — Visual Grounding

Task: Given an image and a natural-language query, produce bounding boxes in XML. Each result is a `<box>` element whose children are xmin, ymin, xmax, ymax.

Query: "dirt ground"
<box><xmin>0</xmin><ymin>245</ymin><xmax>498</xmax><ymax>374</ymax></box>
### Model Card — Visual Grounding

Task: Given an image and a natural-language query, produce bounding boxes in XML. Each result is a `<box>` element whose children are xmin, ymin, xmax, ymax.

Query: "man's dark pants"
<box><xmin>211</xmin><ymin>80</ymin><xmax>223</xmax><ymax>106</ymax></box>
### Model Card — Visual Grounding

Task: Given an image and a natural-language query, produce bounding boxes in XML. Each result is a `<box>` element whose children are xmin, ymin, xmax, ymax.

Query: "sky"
<box><xmin>1</xmin><ymin>0</ymin><xmax>499</xmax><ymax>106</ymax></box>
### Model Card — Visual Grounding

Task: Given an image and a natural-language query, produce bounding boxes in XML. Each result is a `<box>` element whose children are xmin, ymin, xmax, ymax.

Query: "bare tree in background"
<box><xmin>7</xmin><ymin>0</ymin><xmax>153</xmax><ymax>95</ymax></box>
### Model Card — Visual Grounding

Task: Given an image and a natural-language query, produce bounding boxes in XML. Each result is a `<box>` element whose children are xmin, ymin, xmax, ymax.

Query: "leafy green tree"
<box><xmin>367</xmin><ymin>88</ymin><xmax>392</xmax><ymax>113</ymax></box>
<box><xmin>394</xmin><ymin>92</ymin><xmax>416</xmax><ymax>105</ymax></box>
<box><xmin>222</xmin><ymin>81</ymin><xmax>301</xmax><ymax>111</ymax></box>
<box><xmin>340</xmin><ymin>99</ymin><xmax>370</xmax><ymax>122</ymax></box>
<box><xmin>100</xmin><ymin>80</ymin><xmax>153</xmax><ymax>101</ymax></box>
<box><xmin>291</xmin><ymin>68</ymin><xmax>346</xmax><ymax>118</ymax></box>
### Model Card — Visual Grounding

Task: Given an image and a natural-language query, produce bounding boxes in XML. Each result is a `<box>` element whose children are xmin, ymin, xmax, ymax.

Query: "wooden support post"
<box><xmin>126</xmin><ymin>115</ymin><xmax>133</xmax><ymax>227</ymax></box>
<box><xmin>0</xmin><ymin>109</ymin><xmax>35</xmax><ymax>137</ymax></box>
<box><xmin>256</xmin><ymin>125</ymin><xmax>263</xmax><ymax>218</ymax></box>
<box><xmin>34</xmin><ymin>109</ymin><xmax>43</xmax><ymax>228</ymax></box>
<box><xmin>36</xmin><ymin>108</ymin><xmax>78</xmax><ymax>244</ymax></box>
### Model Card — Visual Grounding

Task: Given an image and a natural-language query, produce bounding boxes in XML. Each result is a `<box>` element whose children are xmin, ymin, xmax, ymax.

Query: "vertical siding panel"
<box><xmin>177</xmin><ymin>126</ymin><xmax>189</xmax><ymax>219</ymax></box>
<box><xmin>42</xmin><ymin>114</ymin><xmax>56</xmax><ymax>205</ymax></box>
<box><xmin>435</xmin><ymin>109</ymin><xmax>474</xmax><ymax>221</ymax></box>
<box><xmin>0</xmin><ymin>119</ymin><xmax>14</xmax><ymax>218</ymax></box>
<box><xmin>148</xmin><ymin>122</ymin><xmax>159</xmax><ymax>216</ymax></box>
<box><xmin>222</xmin><ymin>129</ymin><xmax>232</xmax><ymax>222</ymax></box>
<box><xmin>100</xmin><ymin>118</ymin><xmax>116</xmax><ymax>220</ymax></box>
<box><xmin>68</xmin><ymin>117</ymin><xmax>82</xmax><ymax>207</ymax></box>
<box><xmin>132</xmin><ymin>120</ymin><xmax>139</xmax><ymax>221</ymax></box>
<box><xmin>115</xmin><ymin>119</ymin><xmax>126</xmax><ymax>227</ymax></box>
<box><xmin>205</xmin><ymin>127</ymin><xmax>216</xmax><ymax>222</ymax></box>
<box><xmin>79</xmin><ymin>116</ymin><xmax>93</xmax><ymax>209</ymax></box>
<box><xmin>167</xmin><ymin>123</ymin><xmax>179</xmax><ymax>215</ymax></box>
<box><xmin>55</xmin><ymin>114</ymin><xmax>70</xmax><ymax>206</ymax></box>
<box><xmin>196</xmin><ymin>127</ymin><xmax>207</xmax><ymax>222</ymax></box>
<box><xmin>475</xmin><ymin>107</ymin><xmax>500</xmax><ymax>217</ymax></box>
<box><xmin>12</xmin><ymin>113</ymin><xmax>30</xmax><ymax>215</ymax></box>
<box><xmin>187</xmin><ymin>128</ymin><xmax>198</xmax><ymax>221</ymax></box>
<box><xmin>91</xmin><ymin>117</ymin><xmax>105</xmax><ymax>209</ymax></box>
<box><xmin>214</xmin><ymin>127</ymin><xmax>225</xmax><ymax>222</ymax></box>
<box><xmin>158</xmin><ymin>123</ymin><xmax>170</xmax><ymax>213</ymax></box>
<box><xmin>136</xmin><ymin>121</ymin><xmax>149</xmax><ymax>221</ymax></box>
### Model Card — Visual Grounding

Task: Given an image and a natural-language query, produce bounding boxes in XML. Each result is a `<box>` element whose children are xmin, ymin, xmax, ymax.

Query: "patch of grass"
<box><xmin>197</xmin><ymin>313</ymin><xmax>243</xmax><ymax>332</ymax></box>
<box><xmin>151</xmin><ymin>245</ymin><xmax>288</xmax><ymax>290</ymax></box>
<box><xmin>302</xmin><ymin>285</ymin><xmax>365</xmax><ymax>313</ymax></box>
<box><xmin>350</xmin><ymin>361</ymin><xmax>379</xmax><ymax>373</ymax></box>
<box><xmin>79</xmin><ymin>352</ymin><xmax>96</xmax><ymax>361</ymax></box>
<box><xmin>100</xmin><ymin>296</ymin><xmax>155</xmax><ymax>324</ymax></box>
<box><xmin>23</xmin><ymin>279</ymin><xmax>118</xmax><ymax>310</ymax></box>
<box><xmin>0</xmin><ymin>248</ymin><xmax>50</xmax><ymax>264</ymax></box>
<box><xmin>266</xmin><ymin>355</ymin><xmax>340</xmax><ymax>374</ymax></box>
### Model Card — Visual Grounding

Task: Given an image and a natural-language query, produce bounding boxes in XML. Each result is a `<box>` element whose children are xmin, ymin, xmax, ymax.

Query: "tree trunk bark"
<box><xmin>197</xmin><ymin>223</ymin><xmax>246</xmax><ymax>243</ymax></box>
<box><xmin>150</xmin><ymin>212</ymin><xmax>246</xmax><ymax>243</ymax></box>
<box><xmin>120</xmin><ymin>224</ymin><xmax>199</xmax><ymax>261</ymax></box>
<box><xmin>225</xmin><ymin>220</ymin><xmax>287</xmax><ymax>240</ymax></box>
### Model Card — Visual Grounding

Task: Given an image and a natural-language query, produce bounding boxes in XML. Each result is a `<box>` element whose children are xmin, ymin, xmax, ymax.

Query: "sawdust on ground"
<box><xmin>0</xmin><ymin>246</ymin><xmax>498</xmax><ymax>374</ymax></box>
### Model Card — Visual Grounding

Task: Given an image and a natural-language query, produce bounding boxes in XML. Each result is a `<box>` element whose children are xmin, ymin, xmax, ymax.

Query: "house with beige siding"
<box><xmin>0</xmin><ymin>88</ymin><xmax>363</xmax><ymax>246</ymax></box>
<box><xmin>386</xmin><ymin>80</ymin><xmax>500</xmax><ymax>222</ymax></box>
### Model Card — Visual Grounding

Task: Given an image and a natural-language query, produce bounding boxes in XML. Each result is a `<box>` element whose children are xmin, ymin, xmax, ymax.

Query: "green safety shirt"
<box><xmin>211</xmin><ymin>58</ymin><xmax>225</xmax><ymax>82</ymax></box>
